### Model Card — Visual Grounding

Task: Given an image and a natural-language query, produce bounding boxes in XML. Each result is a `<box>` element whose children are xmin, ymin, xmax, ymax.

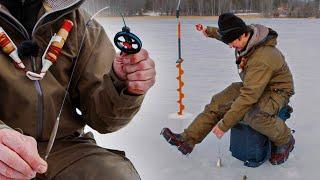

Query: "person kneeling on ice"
<box><xmin>0</xmin><ymin>0</ymin><xmax>156</xmax><ymax>179</ymax></box>
<box><xmin>162</xmin><ymin>13</ymin><xmax>295</xmax><ymax>165</ymax></box>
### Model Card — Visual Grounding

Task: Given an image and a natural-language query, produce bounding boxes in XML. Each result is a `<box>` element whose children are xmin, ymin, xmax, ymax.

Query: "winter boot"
<box><xmin>269</xmin><ymin>135</ymin><xmax>295</xmax><ymax>165</ymax></box>
<box><xmin>161</xmin><ymin>128</ymin><xmax>194</xmax><ymax>155</ymax></box>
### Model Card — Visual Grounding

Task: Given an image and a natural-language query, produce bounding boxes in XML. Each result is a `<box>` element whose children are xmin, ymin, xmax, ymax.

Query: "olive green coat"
<box><xmin>0</xmin><ymin>1</ymin><xmax>144</xmax><ymax>179</ymax></box>
<box><xmin>206</xmin><ymin>25</ymin><xmax>294</xmax><ymax>132</ymax></box>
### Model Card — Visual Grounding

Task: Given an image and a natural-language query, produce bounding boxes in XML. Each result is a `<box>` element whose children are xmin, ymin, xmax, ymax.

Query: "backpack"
<box><xmin>229</xmin><ymin>105</ymin><xmax>292</xmax><ymax>167</ymax></box>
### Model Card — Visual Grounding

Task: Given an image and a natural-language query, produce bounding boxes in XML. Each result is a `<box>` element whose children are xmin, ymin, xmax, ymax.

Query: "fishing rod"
<box><xmin>44</xmin><ymin>6</ymin><xmax>142</xmax><ymax>160</ymax></box>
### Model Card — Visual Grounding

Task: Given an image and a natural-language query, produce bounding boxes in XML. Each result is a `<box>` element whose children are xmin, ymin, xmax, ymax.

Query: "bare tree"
<box><xmin>81</xmin><ymin>0</ymin><xmax>320</xmax><ymax>18</ymax></box>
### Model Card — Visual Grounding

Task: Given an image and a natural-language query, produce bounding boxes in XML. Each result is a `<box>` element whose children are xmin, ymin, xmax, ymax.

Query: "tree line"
<box><xmin>82</xmin><ymin>0</ymin><xmax>320</xmax><ymax>18</ymax></box>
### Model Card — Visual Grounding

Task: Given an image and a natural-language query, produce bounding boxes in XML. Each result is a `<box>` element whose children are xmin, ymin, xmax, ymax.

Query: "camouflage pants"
<box><xmin>36</xmin><ymin>132</ymin><xmax>140</xmax><ymax>180</ymax></box>
<box><xmin>183</xmin><ymin>82</ymin><xmax>292</xmax><ymax>146</ymax></box>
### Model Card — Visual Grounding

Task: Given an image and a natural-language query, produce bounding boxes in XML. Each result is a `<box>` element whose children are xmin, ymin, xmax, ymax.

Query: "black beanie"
<box><xmin>218</xmin><ymin>13</ymin><xmax>247</xmax><ymax>44</ymax></box>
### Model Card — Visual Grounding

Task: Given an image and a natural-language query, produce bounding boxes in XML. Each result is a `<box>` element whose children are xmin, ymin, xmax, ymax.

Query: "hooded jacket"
<box><xmin>206</xmin><ymin>24</ymin><xmax>294</xmax><ymax>132</ymax></box>
<box><xmin>0</xmin><ymin>0</ymin><xmax>144</xmax><ymax>140</ymax></box>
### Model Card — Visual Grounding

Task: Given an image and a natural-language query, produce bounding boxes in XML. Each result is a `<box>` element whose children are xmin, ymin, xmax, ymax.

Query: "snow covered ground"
<box><xmin>88</xmin><ymin>17</ymin><xmax>320</xmax><ymax>180</ymax></box>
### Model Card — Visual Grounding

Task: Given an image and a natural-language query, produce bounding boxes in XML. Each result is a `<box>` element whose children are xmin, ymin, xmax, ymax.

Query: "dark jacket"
<box><xmin>0</xmin><ymin>0</ymin><xmax>144</xmax><ymax>140</ymax></box>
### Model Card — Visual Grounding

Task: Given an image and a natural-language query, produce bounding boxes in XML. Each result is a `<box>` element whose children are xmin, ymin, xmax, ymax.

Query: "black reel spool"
<box><xmin>114</xmin><ymin>26</ymin><xmax>142</xmax><ymax>54</ymax></box>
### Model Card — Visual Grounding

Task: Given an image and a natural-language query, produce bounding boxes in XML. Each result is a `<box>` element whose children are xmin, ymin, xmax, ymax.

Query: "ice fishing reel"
<box><xmin>114</xmin><ymin>26</ymin><xmax>142</xmax><ymax>54</ymax></box>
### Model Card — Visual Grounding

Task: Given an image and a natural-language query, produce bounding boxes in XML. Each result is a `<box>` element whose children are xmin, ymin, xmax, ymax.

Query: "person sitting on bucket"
<box><xmin>162</xmin><ymin>13</ymin><xmax>295</xmax><ymax>165</ymax></box>
<box><xmin>0</xmin><ymin>0</ymin><xmax>155</xmax><ymax>179</ymax></box>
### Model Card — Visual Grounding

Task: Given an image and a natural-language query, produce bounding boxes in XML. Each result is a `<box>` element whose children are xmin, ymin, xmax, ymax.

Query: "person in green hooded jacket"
<box><xmin>162</xmin><ymin>13</ymin><xmax>295</xmax><ymax>165</ymax></box>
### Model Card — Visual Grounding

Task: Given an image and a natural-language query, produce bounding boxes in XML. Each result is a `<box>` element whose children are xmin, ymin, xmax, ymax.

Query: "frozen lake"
<box><xmin>87</xmin><ymin>17</ymin><xmax>320</xmax><ymax>180</ymax></box>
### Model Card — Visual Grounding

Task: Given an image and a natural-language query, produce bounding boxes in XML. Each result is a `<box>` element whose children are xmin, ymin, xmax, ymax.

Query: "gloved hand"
<box><xmin>0</xmin><ymin>128</ymin><xmax>48</xmax><ymax>179</ymax></box>
<box><xmin>113</xmin><ymin>49</ymin><xmax>156</xmax><ymax>95</ymax></box>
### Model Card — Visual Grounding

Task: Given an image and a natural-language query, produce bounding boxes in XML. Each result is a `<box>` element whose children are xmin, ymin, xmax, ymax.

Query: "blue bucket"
<box><xmin>229</xmin><ymin>106</ymin><xmax>292</xmax><ymax>167</ymax></box>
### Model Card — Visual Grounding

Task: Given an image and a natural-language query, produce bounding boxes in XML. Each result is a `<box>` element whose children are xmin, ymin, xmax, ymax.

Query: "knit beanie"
<box><xmin>218</xmin><ymin>13</ymin><xmax>248</xmax><ymax>44</ymax></box>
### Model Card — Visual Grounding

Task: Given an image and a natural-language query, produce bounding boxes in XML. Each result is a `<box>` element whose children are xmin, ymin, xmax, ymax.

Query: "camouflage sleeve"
<box><xmin>217</xmin><ymin>56</ymin><xmax>274</xmax><ymax>132</ymax></box>
<box><xmin>75</xmin><ymin>12</ymin><xmax>144</xmax><ymax>134</ymax></box>
<box><xmin>206</xmin><ymin>26</ymin><xmax>222</xmax><ymax>41</ymax></box>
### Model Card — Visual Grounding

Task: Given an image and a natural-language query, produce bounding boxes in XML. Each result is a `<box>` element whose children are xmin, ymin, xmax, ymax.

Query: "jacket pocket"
<box><xmin>257</xmin><ymin>92</ymin><xmax>283</xmax><ymax>116</ymax></box>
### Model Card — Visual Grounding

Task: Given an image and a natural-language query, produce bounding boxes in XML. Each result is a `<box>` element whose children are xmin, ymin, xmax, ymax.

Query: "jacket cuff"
<box><xmin>206</xmin><ymin>26</ymin><xmax>221</xmax><ymax>40</ymax></box>
<box><xmin>108</xmin><ymin>69</ymin><xmax>145</xmax><ymax>106</ymax></box>
<box><xmin>217</xmin><ymin>120</ymin><xmax>231</xmax><ymax>132</ymax></box>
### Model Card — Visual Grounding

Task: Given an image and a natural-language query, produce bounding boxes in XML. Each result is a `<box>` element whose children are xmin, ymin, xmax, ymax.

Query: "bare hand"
<box><xmin>0</xmin><ymin>129</ymin><xmax>48</xmax><ymax>179</ymax></box>
<box><xmin>113</xmin><ymin>49</ymin><xmax>156</xmax><ymax>95</ymax></box>
<box><xmin>212</xmin><ymin>125</ymin><xmax>225</xmax><ymax>139</ymax></box>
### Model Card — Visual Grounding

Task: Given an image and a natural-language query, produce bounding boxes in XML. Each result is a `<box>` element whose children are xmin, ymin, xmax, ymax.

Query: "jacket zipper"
<box><xmin>0</xmin><ymin>9</ymin><xmax>44</xmax><ymax>140</ymax></box>
<box><xmin>31</xmin><ymin>1</ymin><xmax>83</xmax><ymax>140</ymax></box>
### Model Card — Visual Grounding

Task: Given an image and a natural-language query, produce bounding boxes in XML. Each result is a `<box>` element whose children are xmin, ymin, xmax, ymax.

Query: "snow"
<box><xmin>87</xmin><ymin>17</ymin><xmax>320</xmax><ymax>180</ymax></box>
<box><xmin>235</xmin><ymin>13</ymin><xmax>262</xmax><ymax>16</ymax></box>
<box><xmin>142</xmin><ymin>11</ymin><xmax>161</xmax><ymax>16</ymax></box>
